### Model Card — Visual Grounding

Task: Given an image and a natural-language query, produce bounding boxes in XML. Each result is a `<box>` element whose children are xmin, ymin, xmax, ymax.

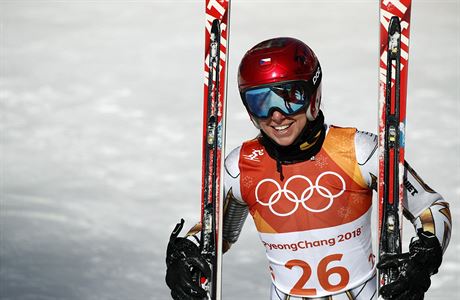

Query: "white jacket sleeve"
<box><xmin>222</xmin><ymin>146</ymin><xmax>249</xmax><ymax>246</ymax></box>
<box><xmin>354</xmin><ymin>130</ymin><xmax>452</xmax><ymax>252</ymax></box>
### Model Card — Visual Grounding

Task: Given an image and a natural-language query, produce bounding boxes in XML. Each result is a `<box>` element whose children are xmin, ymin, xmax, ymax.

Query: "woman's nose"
<box><xmin>270</xmin><ymin>110</ymin><xmax>286</xmax><ymax>122</ymax></box>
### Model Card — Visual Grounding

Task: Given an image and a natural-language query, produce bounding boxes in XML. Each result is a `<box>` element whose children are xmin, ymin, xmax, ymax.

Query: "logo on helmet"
<box><xmin>259</xmin><ymin>58</ymin><xmax>272</xmax><ymax>66</ymax></box>
<box><xmin>312</xmin><ymin>66</ymin><xmax>321</xmax><ymax>85</ymax></box>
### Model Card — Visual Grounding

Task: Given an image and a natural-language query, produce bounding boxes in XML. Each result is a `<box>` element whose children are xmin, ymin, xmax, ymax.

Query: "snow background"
<box><xmin>1</xmin><ymin>0</ymin><xmax>458</xmax><ymax>299</ymax></box>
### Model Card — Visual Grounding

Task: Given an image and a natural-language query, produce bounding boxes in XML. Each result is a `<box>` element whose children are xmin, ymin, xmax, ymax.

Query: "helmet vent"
<box><xmin>253</xmin><ymin>38</ymin><xmax>288</xmax><ymax>51</ymax></box>
<box><xmin>295</xmin><ymin>45</ymin><xmax>308</xmax><ymax>65</ymax></box>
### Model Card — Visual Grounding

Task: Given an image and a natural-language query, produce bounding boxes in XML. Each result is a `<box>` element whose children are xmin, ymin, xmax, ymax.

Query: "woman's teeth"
<box><xmin>274</xmin><ymin>124</ymin><xmax>291</xmax><ymax>131</ymax></box>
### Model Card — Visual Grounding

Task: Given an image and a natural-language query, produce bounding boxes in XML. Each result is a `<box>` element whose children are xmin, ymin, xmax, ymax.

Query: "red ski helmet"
<box><xmin>238</xmin><ymin>37</ymin><xmax>322</xmax><ymax>121</ymax></box>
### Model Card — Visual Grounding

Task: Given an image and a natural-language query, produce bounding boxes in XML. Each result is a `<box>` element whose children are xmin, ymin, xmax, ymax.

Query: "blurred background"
<box><xmin>1</xmin><ymin>0</ymin><xmax>458</xmax><ymax>299</ymax></box>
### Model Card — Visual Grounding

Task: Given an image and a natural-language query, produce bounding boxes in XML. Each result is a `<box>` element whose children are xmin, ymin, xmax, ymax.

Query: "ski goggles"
<box><xmin>241</xmin><ymin>81</ymin><xmax>312</xmax><ymax>119</ymax></box>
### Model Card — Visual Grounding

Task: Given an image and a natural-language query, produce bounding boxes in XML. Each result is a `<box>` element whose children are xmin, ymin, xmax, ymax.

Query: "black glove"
<box><xmin>377</xmin><ymin>230</ymin><xmax>443</xmax><ymax>300</ymax></box>
<box><xmin>165</xmin><ymin>219</ymin><xmax>211</xmax><ymax>300</ymax></box>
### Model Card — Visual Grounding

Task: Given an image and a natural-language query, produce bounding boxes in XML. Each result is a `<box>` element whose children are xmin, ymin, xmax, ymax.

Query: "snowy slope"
<box><xmin>1</xmin><ymin>1</ymin><xmax>458</xmax><ymax>299</ymax></box>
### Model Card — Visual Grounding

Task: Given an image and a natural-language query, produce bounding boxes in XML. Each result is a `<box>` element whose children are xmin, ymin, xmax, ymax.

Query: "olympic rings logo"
<box><xmin>255</xmin><ymin>172</ymin><xmax>346</xmax><ymax>217</ymax></box>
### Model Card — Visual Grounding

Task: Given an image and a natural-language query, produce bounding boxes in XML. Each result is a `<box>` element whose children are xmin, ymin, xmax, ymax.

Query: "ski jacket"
<box><xmin>223</xmin><ymin>125</ymin><xmax>451</xmax><ymax>298</ymax></box>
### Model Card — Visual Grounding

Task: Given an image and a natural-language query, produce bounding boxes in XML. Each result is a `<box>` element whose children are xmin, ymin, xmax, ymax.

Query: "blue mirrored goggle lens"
<box><xmin>243</xmin><ymin>82</ymin><xmax>308</xmax><ymax>118</ymax></box>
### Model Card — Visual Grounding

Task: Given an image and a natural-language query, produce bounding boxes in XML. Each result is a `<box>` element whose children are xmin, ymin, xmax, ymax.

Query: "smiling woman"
<box><xmin>1</xmin><ymin>1</ymin><xmax>458</xmax><ymax>300</ymax></box>
<box><xmin>165</xmin><ymin>32</ymin><xmax>453</xmax><ymax>300</ymax></box>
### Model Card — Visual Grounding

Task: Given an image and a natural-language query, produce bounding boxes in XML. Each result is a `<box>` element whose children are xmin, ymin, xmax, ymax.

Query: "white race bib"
<box><xmin>259</xmin><ymin>208</ymin><xmax>375</xmax><ymax>297</ymax></box>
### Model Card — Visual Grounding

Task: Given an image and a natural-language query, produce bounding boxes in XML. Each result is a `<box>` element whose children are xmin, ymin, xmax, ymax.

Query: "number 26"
<box><xmin>285</xmin><ymin>253</ymin><xmax>350</xmax><ymax>296</ymax></box>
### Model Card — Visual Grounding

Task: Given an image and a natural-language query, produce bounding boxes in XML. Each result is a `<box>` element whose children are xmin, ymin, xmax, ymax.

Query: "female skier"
<box><xmin>166</xmin><ymin>37</ymin><xmax>451</xmax><ymax>300</ymax></box>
